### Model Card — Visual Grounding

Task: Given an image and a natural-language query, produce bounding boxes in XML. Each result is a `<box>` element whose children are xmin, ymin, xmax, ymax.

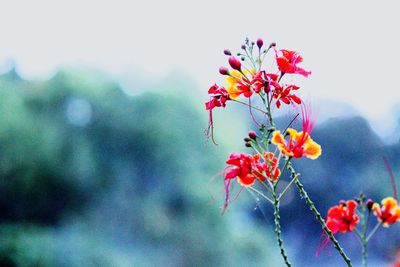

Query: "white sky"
<box><xmin>0</xmin><ymin>0</ymin><xmax>399</xmax><ymax>139</ymax></box>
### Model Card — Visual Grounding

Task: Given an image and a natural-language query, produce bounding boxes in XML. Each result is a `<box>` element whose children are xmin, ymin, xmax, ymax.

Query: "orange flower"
<box><xmin>272</xmin><ymin>128</ymin><xmax>321</xmax><ymax>159</ymax></box>
<box><xmin>372</xmin><ymin>197</ymin><xmax>400</xmax><ymax>227</ymax></box>
<box><xmin>271</xmin><ymin>106</ymin><xmax>321</xmax><ymax>159</ymax></box>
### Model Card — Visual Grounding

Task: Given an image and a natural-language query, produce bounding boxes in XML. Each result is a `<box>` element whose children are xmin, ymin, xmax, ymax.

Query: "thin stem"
<box><xmin>232</xmin><ymin>99</ymin><xmax>269</xmax><ymax>115</ymax></box>
<box><xmin>362</xmin><ymin>237</ymin><xmax>368</xmax><ymax>267</ymax></box>
<box><xmin>272</xmin><ymin>183</ymin><xmax>292</xmax><ymax>267</ymax></box>
<box><xmin>278</xmin><ymin>174</ymin><xmax>299</xmax><ymax>201</ymax></box>
<box><xmin>247</xmin><ymin>186</ymin><xmax>274</xmax><ymax>205</ymax></box>
<box><xmin>366</xmin><ymin>222</ymin><xmax>381</xmax><ymax>242</ymax></box>
<box><xmin>290</xmin><ymin>164</ymin><xmax>352</xmax><ymax>267</ymax></box>
<box><xmin>265</xmin><ymin>90</ymin><xmax>274</xmax><ymax>126</ymax></box>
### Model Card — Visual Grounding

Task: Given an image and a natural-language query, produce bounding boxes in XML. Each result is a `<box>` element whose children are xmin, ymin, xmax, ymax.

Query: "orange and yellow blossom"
<box><xmin>372</xmin><ymin>197</ymin><xmax>400</xmax><ymax>227</ymax></box>
<box><xmin>271</xmin><ymin>128</ymin><xmax>321</xmax><ymax>159</ymax></box>
<box><xmin>225</xmin><ymin>69</ymin><xmax>255</xmax><ymax>99</ymax></box>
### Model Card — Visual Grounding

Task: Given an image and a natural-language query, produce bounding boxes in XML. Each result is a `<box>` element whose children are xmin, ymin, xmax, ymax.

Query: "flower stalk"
<box><xmin>288</xmin><ymin>163</ymin><xmax>353</xmax><ymax>267</ymax></box>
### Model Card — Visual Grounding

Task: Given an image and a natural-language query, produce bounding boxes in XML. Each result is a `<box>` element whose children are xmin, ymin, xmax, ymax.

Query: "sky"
<box><xmin>0</xmin><ymin>0</ymin><xmax>399</xmax><ymax>139</ymax></box>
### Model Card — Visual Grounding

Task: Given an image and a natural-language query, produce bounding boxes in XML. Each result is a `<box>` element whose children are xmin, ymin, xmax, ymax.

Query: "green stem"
<box><xmin>272</xmin><ymin>184</ymin><xmax>292</xmax><ymax>267</ymax></box>
<box><xmin>362</xmin><ymin>238</ymin><xmax>368</xmax><ymax>267</ymax></box>
<box><xmin>232</xmin><ymin>99</ymin><xmax>269</xmax><ymax>115</ymax></box>
<box><xmin>278</xmin><ymin>174</ymin><xmax>299</xmax><ymax>201</ymax></box>
<box><xmin>290</xmin><ymin>164</ymin><xmax>352</xmax><ymax>267</ymax></box>
<box><xmin>247</xmin><ymin>186</ymin><xmax>274</xmax><ymax>205</ymax></box>
<box><xmin>366</xmin><ymin>222</ymin><xmax>381</xmax><ymax>242</ymax></box>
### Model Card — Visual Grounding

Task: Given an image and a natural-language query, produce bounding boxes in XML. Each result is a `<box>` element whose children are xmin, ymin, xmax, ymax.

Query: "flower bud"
<box><xmin>223</xmin><ymin>49</ymin><xmax>231</xmax><ymax>56</ymax></box>
<box><xmin>241</xmin><ymin>44</ymin><xmax>246</xmax><ymax>50</ymax></box>
<box><xmin>245</xmin><ymin>142</ymin><xmax>252</xmax><ymax>148</ymax></box>
<box><xmin>244</xmin><ymin>137</ymin><xmax>251</xmax><ymax>142</ymax></box>
<box><xmin>366</xmin><ymin>199</ymin><xmax>374</xmax><ymax>211</ymax></box>
<box><xmin>270</xmin><ymin>42</ymin><xmax>276</xmax><ymax>48</ymax></box>
<box><xmin>248</xmin><ymin>131</ymin><xmax>257</xmax><ymax>140</ymax></box>
<box><xmin>228</xmin><ymin>56</ymin><xmax>241</xmax><ymax>71</ymax></box>
<box><xmin>219</xmin><ymin>67</ymin><xmax>229</xmax><ymax>75</ymax></box>
<box><xmin>257</xmin><ymin>38</ymin><xmax>263</xmax><ymax>48</ymax></box>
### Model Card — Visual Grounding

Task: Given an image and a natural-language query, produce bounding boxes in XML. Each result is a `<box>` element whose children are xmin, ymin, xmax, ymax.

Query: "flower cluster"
<box><xmin>205</xmin><ymin>38</ymin><xmax>311</xmax><ymax>145</ymax></box>
<box><xmin>206</xmin><ymin>38</ymin><xmax>331</xmax><ymax>266</ymax></box>
<box><xmin>206</xmin><ymin>37</ymin><xmax>400</xmax><ymax>267</ymax></box>
<box><xmin>326</xmin><ymin>196</ymin><xmax>399</xmax><ymax>235</ymax></box>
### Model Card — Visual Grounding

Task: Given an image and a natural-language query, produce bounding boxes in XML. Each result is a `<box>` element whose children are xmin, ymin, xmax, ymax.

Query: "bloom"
<box><xmin>272</xmin><ymin>105</ymin><xmax>321</xmax><ymax>159</ymax></box>
<box><xmin>224</xmin><ymin>152</ymin><xmax>280</xmax><ymax>186</ymax></box>
<box><xmin>205</xmin><ymin>84</ymin><xmax>230</xmax><ymax>111</ymax></box>
<box><xmin>270</xmin><ymin>83</ymin><xmax>302</xmax><ymax>108</ymax></box>
<box><xmin>251</xmin><ymin>71</ymin><xmax>279</xmax><ymax>94</ymax></box>
<box><xmin>225</xmin><ymin>69</ymin><xmax>256</xmax><ymax>99</ymax></box>
<box><xmin>205</xmin><ymin>84</ymin><xmax>230</xmax><ymax>144</ymax></box>
<box><xmin>326</xmin><ymin>200</ymin><xmax>360</xmax><ymax>234</ymax></box>
<box><xmin>372</xmin><ymin>197</ymin><xmax>400</xmax><ymax>227</ymax></box>
<box><xmin>275</xmin><ymin>49</ymin><xmax>311</xmax><ymax>77</ymax></box>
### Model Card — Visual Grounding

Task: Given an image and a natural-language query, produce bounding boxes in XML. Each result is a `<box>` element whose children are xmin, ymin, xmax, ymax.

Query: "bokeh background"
<box><xmin>0</xmin><ymin>0</ymin><xmax>399</xmax><ymax>266</ymax></box>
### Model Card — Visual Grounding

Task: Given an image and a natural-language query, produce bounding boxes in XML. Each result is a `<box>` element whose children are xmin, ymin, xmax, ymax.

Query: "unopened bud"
<box><xmin>223</xmin><ymin>49</ymin><xmax>231</xmax><ymax>56</ymax></box>
<box><xmin>366</xmin><ymin>199</ymin><xmax>374</xmax><ymax>211</ymax></box>
<box><xmin>244</xmin><ymin>137</ymin><xmax>251</xmax><ymax>142</ymax></box>
<box><xmin>240</xmin><ymin>57</ymin><xmax>245</xmax><ymax>61</ymax></box>
<box><xmin>267</xmin><ymin>127</ymin><xmax>275</xmax><ymax>132</ymax></box>
<box><xmin>270</xmin><ymin>42</ymin><xmax>276</xmax><ymax>48</ymax></box>
<box><xmin>241</xmin><ymin>44</ymin><xmax>246</xmax><ymax>50</ymax></box>
<box><xmin>228</xmin><ymin>56</ymin><xmax>241</xmax><ymax>71</ymax></box>
<box><xmin>256</xmin><ymin>38</ymin><xmax>264</xmax><ymax>49</ymax></box>
<box><xmin>245</xmin><ymin>142</ymin><xmax>252</xmax><ymax>148</ymax></box>
<box><xmin>219</xmin><ymin>67</ymin><xmax>229</xmax><ymax>75</ymax></box>
<box><xmin>248</xmin><ymin>131</ymin><xmax>257</xmax><ymax>140</ymax></box>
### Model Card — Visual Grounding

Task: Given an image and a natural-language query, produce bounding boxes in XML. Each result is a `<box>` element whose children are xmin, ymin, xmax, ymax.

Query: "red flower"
<box><xmin>270</xmin><ymin>83</ymin><xmax>302</xmax><ymax>108</ymax></box>
<box><xmin>251</xmin><ymin>71</ymin><xmax>279</xmax><ymax>94</ymax></box>
<box><xmin>261</xmin><ymin>152</ymin><xmax>281</xmax><ymax>181</ymax></box>
<box><xmin>222</xmin><ymin>152</ymin><xmax>280</xmax><ymax>213</ymax></box>
<box><xmin>205</xmin><ymin>84</ymin><xmax>230</xmax><ymax>111</ymax></box>
<box><xmin>205</xmin><ymin>84</ymin><xmax>230</xmax><ymax>144</ymax></box>
<box><xmin>275</xmin><ymin>49</ymin><xmax>311</xmax><ymax>77</ymax></box>
<box><xmin>326</xmin><ymin>200</ymin><xmax>360</xmax><ymax>234</ymax></box>
<box><xmin>225</xmin><ymin>153</ymin><xmax>263</xmax><ymax>187</ymax></box>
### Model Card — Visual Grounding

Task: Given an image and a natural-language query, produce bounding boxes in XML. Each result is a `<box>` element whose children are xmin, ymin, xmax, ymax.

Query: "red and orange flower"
<box><xmin>326</xmin><ymin>200</ymin><xmax>360</xmax><ymax>234</ymax></box>
<box><xmin>225</xmin><ymin>69</ymin><xmax>256</xmax><ymax>99</ymax></box>
<box><xmin>275</xmin><ymin>49</ymin><xmax>311</xmax><ymax>77</ymax></box>
<box><xmin>224</xmin><ymin>152</ymin><xmax>280</xmax><ymax>187</ymax></box>
<box><xmin>372</xmin><ymin>197</ymin><xmax>400</xmax><ymax>227</ymax></box>
<box><xmin>271</xmin><ymin>107</ymin><xmax>321</xmax><ymax>159</ymax></box>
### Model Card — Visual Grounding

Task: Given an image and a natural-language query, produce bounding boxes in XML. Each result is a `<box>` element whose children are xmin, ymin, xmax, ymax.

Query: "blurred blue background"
<box><xmin>0</xmin><ymin>0</ymin><xmax>399</xmax><ymax>266</ymax></box>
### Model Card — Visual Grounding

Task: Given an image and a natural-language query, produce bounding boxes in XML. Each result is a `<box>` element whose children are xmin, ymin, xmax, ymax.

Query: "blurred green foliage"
<box><xmin>0</xmin><ymin>69</ymin><xmax>282</xmax><ymax>266</ymax></box>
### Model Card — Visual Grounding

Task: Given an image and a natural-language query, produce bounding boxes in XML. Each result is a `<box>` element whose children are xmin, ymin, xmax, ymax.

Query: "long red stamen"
<box><xmin>383</xmin><ymin>157</ymin><xmax>398</xmax><ymax>200</ymax></box>
<box><xmin>205</xmin><ymin>109</ymin><xmax>218</xmax><ymax>145</ymax></box>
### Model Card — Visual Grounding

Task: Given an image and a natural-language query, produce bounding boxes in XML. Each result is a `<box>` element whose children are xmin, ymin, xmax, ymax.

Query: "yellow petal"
<box><xmin>271</xmin><ymin>131</ymin><xmax>285</xmax><ymax>146</ymax></box>
<box><xmin>304</xmin><ymin>138</ymin><xmax>322</xmax><ymax>160</ymax></box>
<box><xmin>382</xmin><ymin>197</ymin><xmax>398</xmax><ymax>210</ymax></box>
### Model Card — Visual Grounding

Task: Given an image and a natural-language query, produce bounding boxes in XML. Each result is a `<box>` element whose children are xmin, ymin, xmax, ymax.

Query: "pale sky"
<box><xmin>0</xmin><ymin>0</ymin><xmax>399</xmax><ymax>139</ymax></box>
